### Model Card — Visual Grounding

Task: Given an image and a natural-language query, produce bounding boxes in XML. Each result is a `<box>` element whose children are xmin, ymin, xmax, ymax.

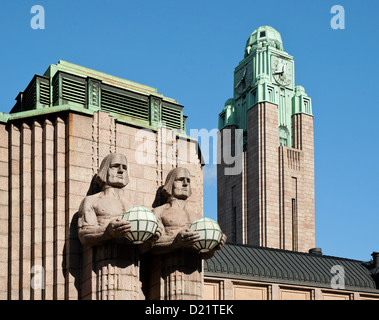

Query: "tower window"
<box><xmin>292</xmin><ymin>198</ymin><xmax>298</xmax><ymax>251</ymax></box>
<box><xmin>251</xmin><ymin>89</ymin><xmax>257</xmax><ymax>105</ymax></box>
<box><xmin>260</xmin><ymin>31</ymin><xmax>266</xmax><ymax>37</ymax></box>
<box><xmin>279</xmin><ymin>138</ymin><xmax>287</xmax><ymax>147</ymax></box>
<box><xmin>232</xmin><ymin>207</ymin><xmax>237</xmax><ymax>243</ymax></box>
<box><xmin>220</xmin><ymin>112</ymin><xmax>225</xmax><ymax>126</ymax></box>
<box><xmin>232</xmin><ymin>186</ymin><xmax>237</xmax><ymax>243</ymax></box>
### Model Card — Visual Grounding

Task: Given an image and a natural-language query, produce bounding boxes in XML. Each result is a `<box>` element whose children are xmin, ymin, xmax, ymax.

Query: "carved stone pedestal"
<box><xmin>93</xmin><ymin>240</ymin><xmax>141</xmax><ymax>300</ymax></box>
<box><xmin>149</xmin><ymin>248</ymin><xmax>203</xmax><ymax>300</ymax></box>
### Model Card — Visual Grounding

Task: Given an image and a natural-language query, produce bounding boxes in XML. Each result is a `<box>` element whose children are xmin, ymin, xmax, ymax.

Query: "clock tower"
<box><xmin>218</xmin><ymin>26</ymin><xmax>315</xmax><ymax>252</ymax></box>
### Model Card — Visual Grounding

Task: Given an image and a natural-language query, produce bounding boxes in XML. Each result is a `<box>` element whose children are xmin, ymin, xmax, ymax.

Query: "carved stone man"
<box><xmin>78</xmin><ymin>153</ymin><xmax>132</xmax><ymax>246</ymax></box>
<box><xmin>148</xmin><ymin>167</ymin><xmax>226</xmax><ymax>300</ymax></box>
<box><xmin>77</xmin><ymin>153</ymin><xmax>140</xmax><ymax>300</ymax></box>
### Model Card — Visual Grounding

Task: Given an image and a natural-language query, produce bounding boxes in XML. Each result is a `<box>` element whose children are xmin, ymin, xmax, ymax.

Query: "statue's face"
<box><xmin>106</xmin><ymin>154</ymin><xmax>128</xmax><ymax>188</ymax></box>
<box><xmin>172</xmin><ymin>169</ymin><xmax>191</xmax><ymax>200</ymax></box>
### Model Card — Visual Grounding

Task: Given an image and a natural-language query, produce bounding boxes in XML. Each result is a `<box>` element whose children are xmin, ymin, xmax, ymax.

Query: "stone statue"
<box><xmin>148</xmin><ymin>167</ymin><xmax>226</xmax><ymax>300</ymax></box>
<box><xmin>77</xmin><ymin>156</ymin><xmax>224</xmax><ymax>300</ymax></box>
<box><xmin>78</xmin><ymin>152</ymin><xmax>155</xmax><ymax>300</ymax></box>
<box><xmin>151</xmin><ymin>167</ymin><xmax>226</xmax><ymax>258</ymax></box>
<box><xmin>78</xmin><ymin>153</ymin><xmax>132</xmax><ymax>246</ymax></box>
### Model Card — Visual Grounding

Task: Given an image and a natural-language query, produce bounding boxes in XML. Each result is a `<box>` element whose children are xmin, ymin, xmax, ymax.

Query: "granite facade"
<box><xmin>0</xmin><ymin>110</ymin><xmax>203</xmax><ymax>300</ymax></box>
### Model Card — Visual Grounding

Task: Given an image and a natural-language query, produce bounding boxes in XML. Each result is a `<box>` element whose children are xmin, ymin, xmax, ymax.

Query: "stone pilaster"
<box><xmin>42</xmin><ymin>119</ymin><xmax>55</xmax><ymax>299</ymax></box>
<box><xmin>31</xmin><ymin>121</ymin><xmax>43</xmax><ymax>300</ymax></box>
<box><xmin>9</xmin><ymin>124</ymin><xmax>20</xmax><ymax>299</ymax></box>
<box><xmin>54</xmin><ymin>117</ymin><xmax>66</xmax><ymax>299</ymax></box>
<box><xmin>292</xmin><ymin>113</ymin><xmax>315</xmax><ymax>252</ymax></box>
<box><xmin>217</xmin><ymin>126</ymin><xmax>245</xmax><ymax>244</ymax></box>
<box><xmin>21</xmin><ymin>123</ymin><xmax>32</xmax><ymax>300</ymax></box>
<box><xmin>0</xmin><ymin>122</ymin><xmax>9</xmax><ymax>300</ymax></box>
<box><xmin>246</xmin><ymin>102</ymin><xmax>280</xmax><ymax>247</ymax></box>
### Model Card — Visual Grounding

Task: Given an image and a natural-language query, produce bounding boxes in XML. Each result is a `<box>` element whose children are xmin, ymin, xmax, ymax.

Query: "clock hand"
<box><xmin>235</xmin><ymin>68</ymin><xmax>247</xmax><ymax>89</ymax></box>
<box><xmin>235</xmin><ymin>77</ymin><xmax>245</xmax><ymax>89</ymax></box>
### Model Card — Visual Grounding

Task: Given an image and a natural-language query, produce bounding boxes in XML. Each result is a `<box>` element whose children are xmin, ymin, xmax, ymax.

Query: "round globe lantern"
<box><xmin>121</xmin><ymin>206</ymin><xmax>158</xmax><ymax>244</ymax></box>
<box><xmin>189</xmin><ymin>217</ymin><xmax>223</xmax><ymax>253</ymax></box>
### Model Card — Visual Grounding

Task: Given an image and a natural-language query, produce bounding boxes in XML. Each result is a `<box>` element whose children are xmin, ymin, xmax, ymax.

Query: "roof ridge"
<box><xmin>224</xmin><ymin>242</ymin><xmax>368</xmax><ymax>263</ymax></box>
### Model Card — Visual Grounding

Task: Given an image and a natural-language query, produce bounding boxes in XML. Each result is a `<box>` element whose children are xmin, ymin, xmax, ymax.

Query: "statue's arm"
<box><xmin>77</xmin><ymin>197</ymin><xmax>113</xmax><ymax>246</ymax></box>
<box><xmin>150</xmin><ymin>231</ymin><xmax>180</xmax><ymax>255</ymax></box>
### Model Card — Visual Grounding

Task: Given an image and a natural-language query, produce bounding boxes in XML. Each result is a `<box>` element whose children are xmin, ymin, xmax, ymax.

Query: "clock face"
<box><xmin>271</xmin><ymin>56</ymin><xmax>292</xmax><ymax>87</ymax></box>
<box><xmin>234</xmin><ymin>63</ymin><xmax>253</xmax><ymax>95</ymax></box>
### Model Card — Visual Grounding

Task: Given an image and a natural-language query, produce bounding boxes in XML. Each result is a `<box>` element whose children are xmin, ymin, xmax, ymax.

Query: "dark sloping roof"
<box><xmin>204</xmin><ymin>243</ymin><xmax>379</xmax><ymax>293</ymax></box>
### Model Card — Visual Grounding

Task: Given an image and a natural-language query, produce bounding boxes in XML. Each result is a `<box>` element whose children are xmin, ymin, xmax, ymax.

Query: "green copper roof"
<box><xmin>6</xmin><ymin>60</ymin><xmax>187</xmax><ymax>133</ymax></box>
<box><xmin>245</xmin><ymin>26</ymin><xmax>284</xmax><ymax>57</ymax></box>
<box><xmin>218</xmin><ymin>98</ymin><xmax>236</xmax><ymax>129</ymax></box>
<box><xmin>0</xmin><ymin>112</ymin><xmax>10</xmax><ymax>124</ymax></box>
<box><xmin>45</xmin><ymin>60</ymin><xmax>166</xmax><ymax>99</ymax></box>
<box><xmin>219</xmin><ymin>26</ymin><xmax>313</xmax><ymax>149</ymax></box>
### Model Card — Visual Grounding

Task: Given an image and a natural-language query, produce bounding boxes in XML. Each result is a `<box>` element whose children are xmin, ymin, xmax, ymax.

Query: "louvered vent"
<box><xmin>39</xmin><ymin>80</ymin><xmax>50</xmax><ymax>105</ymax></box>
<box><xmin>22</xmin><ymin>81</ymin><xmax>36</xmax><ymax>111</ymax></box>
<box><xmin>62</xmin><ymin>77</ymin><xmax>86</xmax><ymax>105</ymax></box>
<box><xmin>182</xmin><ymin>115</ymin><xmax>187</xmax><ymax>131</ymax></box>
<box><xmin>52</xmin><ymin>76</ymin><xmax>59</xmax><ymax>105</ymax></box>
<box><xmin>161</xmin><ymin>105</ymin><xmax>182</xmax><ymax>130</ymax></box>
<box><xmin>101</xmin><ymin>88</ymin><xmax>149</xmax><ymax>121</ymax></box>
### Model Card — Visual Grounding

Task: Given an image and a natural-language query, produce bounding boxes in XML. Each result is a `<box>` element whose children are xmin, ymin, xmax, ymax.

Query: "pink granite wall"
<box><xmin>0</xmin><ymin>110</ymin><xmax>203</xmax><ymax>300</ymax></box>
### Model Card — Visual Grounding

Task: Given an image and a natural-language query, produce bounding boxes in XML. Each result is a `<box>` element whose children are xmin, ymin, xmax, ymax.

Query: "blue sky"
<box><xmin>0</xmin><ymin>0</ymin><xmax>378</xmax><ymax>262</ymax></box>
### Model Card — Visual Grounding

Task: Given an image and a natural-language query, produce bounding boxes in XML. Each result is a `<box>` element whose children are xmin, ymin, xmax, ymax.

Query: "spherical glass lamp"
<box><xmin>121</xmin><ymin>206</ymin><xmax>158</xmax><ymax>244</ymax></box>
<box><xmin>189</xmin><ymin>217</ymin><xmax>223</xmax><ymax>253</ymax></box>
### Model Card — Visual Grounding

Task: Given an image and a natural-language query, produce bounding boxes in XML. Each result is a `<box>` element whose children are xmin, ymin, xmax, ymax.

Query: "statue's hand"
<box><xmin>175</xmin><ymin>229</ymin><xmax>200</xmax><ymax>248</ymax></box>
<box><xmin>143</xmin><ymin>226</ymin><xmax>162</xmax><ymax>245</ymax></box>
<box><xmin>153</xmin><ymin>226</ymin><xmax>162</xmax><ymax>242</ymax></box>
<box><xmin>215</xmin><ymin>233</ymin><xmax>227</xmax><ymax>250</ymax></box>
<box><xmin>200</xmin><ymin>233</ymin><xmax>227</xmax><ymax>260</ymax></box>
<box><xmin>106</xmin><ymin>219</ymin><xmax>131</xmax><ymax>238</ymax></box>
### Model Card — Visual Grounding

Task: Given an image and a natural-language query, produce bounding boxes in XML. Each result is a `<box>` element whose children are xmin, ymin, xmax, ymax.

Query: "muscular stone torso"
<box><xmin>159</xmin><ymin>203</ymin><xmax>201</xmax><ymax>236</ymax></box>
<box><xmin>91</xmin><ymin>193</ymin><xmax>129</xmax><ymax>227</ymax></box>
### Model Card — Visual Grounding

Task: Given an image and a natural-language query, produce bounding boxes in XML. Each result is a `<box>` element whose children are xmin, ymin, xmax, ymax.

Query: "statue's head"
<box><xmin>97</xmin><ymin>153</ymin><xmax>129</xmax><ymax>189</ymax></box>
<box><xmin>162</xmin><ymin>167</ymin><xmax>192</xmax><ymax>200</ymax></box>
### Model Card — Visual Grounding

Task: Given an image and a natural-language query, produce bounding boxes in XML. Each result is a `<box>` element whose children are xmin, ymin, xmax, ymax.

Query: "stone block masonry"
<box><xmin>0</xmin><ymin>109</ymin><xmax>203</xmax><ymax>300</ymax></box>
<box><xmin>246</xmin><ymin>102</ymin><xmax>280</xmax><ymax>248</ymax></box>
<box><xmin>218</xmin><ymin>102</ymin><xmax>315</xmax><ymax>252</ymax></box>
